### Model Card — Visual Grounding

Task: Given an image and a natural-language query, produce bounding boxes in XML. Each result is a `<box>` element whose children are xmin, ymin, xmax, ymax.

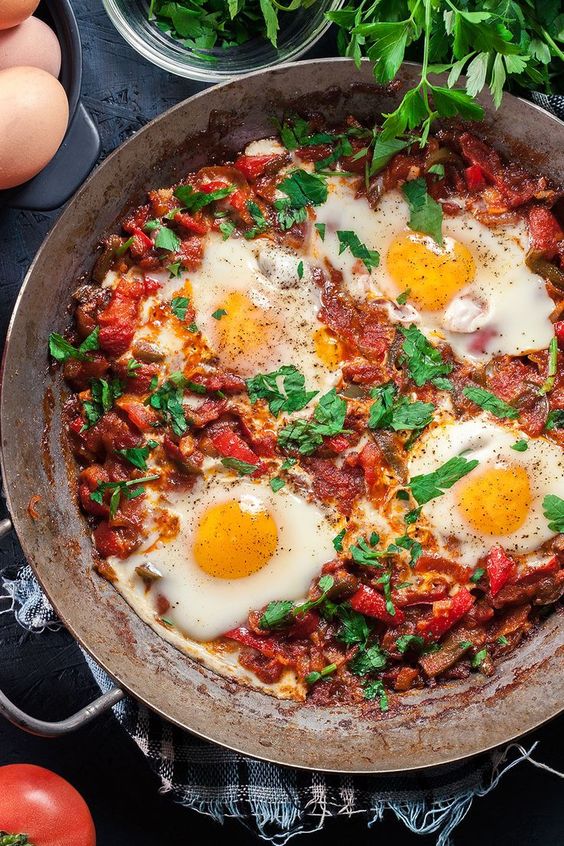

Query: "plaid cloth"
<box><xmin>2</xmin><ymin>563</ymin><xmax>557</xmax><ymax>845</ymax></box>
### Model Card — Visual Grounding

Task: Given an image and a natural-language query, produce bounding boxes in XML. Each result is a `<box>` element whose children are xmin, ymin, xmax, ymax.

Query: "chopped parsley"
<box><xmin>49</xmin><ymin>326</ymin><xmax>99</xmax><ymax>363</ymax></box>
<box><xmin>244</xmin><ymin>200</ymin><xmax>269</xmax><ymax>239</ymax></box>
<box><xmin>277</xmin><ymin>388</ymin><xmax>348</xmax><ymax>455</ymax></box>
<box><xmin>376</xmin><ymin>571</ymin><xmax>396</xmax><ymax>616</ymax></box>
<box><xmin>396</xmin><ymin>634</ymin><xmax>424</xmax><ymax>654</ymax></box>
<box><xmin>146</xmin><ymin>372</ymin><xmax>188</xmax><ymax>436</ymax></box>
<box><xmin>82</xmin><ymin>377</ymin><xmax>122</xmax><ymax>430</ymax></box>
<box><xmin>470</xmin><ymin>567</ymin><xmax>485</xmax><ymax>583</ymax></box>
<box><xmin>546</xmin><ymin>410</ymin><xmax>564</xmax><ymax>431</ymax></box>
<box><xmin>402</xmin><ymin>177</ymin><xmax>443</xmax><ymax>245</ymax></box>
<box><xmin>274</xmin><ymin>169</ymin><xmax>328</xmax><ymax>231</ymax></box>
<box><xmin>349</xmin><ymin>643</ymin><xmax>387</xmax><ymax>676</ymax></box>
<box><xmin>188</xmin><ymin>322</ymin><xmax>199</xmax><ymax>333</ymax></box>
<box><xmin>174</xmin><ymin>183</ymin><xmax>235</xmax><ymax>212</ymax></box>
<box><xmin>258</xmin><ymin>574</ymin><xmax>335</xmax><ymax>630</ymax></box>
<box><xmin>368</xmin><ymin>382</ymin><xmax>434</xmax><ymax>432</ymax></box>
<box><xmin>219</xmin><ymin>219</ymin><xmax>235</xmax><ymax>240</ymax></box>
<box><xmin>305</xmin><ymin>663</ymin><xmax>337</xmax><ymax>685</ymax></box>
<box><xmin>511</xmin><ymin>439</ymin><xmax>528</xmax><ymax>452</ymax></box>
<box><xmin>153</xmin><ymin>224</ymin><xmax>181</xmax><ymax>253</ymax></box>
<box><xmin>270</xmin><ymin>477</ymin><xmax>285</xmax><ymax>492</ymax></box>
<box><xmin>90</xmin><ymin>474</ymin><xmax>159</xmax><ymax>520</ymax></box>
<box><xmin>428</xmin><ymin>163</ymin><xmax>445</xmax><ymax>177</ymax></box>
<box><xmin>247</xmin><ymin>365</ymin><xmax>317</xmax><ymax>417</ymax></box>
<box><xmin>171</xmin><ymin>296</ymin><xmax>190</xmax><ymax>321</ymax></box>
<box><xmin>332</xmin><ymin>528</ymin><xmax>346</xmax><ymax>552</ymax></box>
<box><xmin>471</xmin><ymin>648</ymin><xmax>488</xmax><ymax>669</ymax></box>
<box><xmin>399</xmin><ymin>326</ymin><xmax>453</xmax><ymax>390</ymax></box>
<box><xmin>463</xmin><ymin>386</ymin><xmax>519</xmax><ymax>420</ymax></box>
<box><xmin>497</xmin><ymin>635</ymin><xmax>509</xmax><ymax>646</ymax></box>
<box><xmin>410</xmin><ymin>455</ymin><xmax>479</xmax><ymax>506</ymax></box>
<box><xmin>350</xmin><ymin>534</ymin><xmax>385</xmax><ymax>567</ymax></box>
<box><xmin>212</xmin><ymin>308</ymin><xmax>227</xmax><ymax>320</ymax></box>
<box><xmin>396</xmin><ymin>288</ymin><xmax>411</xmax><ymax>305</ymax></box>
<box><xmin>363</xmin><ymin>678</ymin><xmax>389</xmax><ymax>711</ymax></box>
<box><xmin>314</xmin><ymin>222</ymin><xmax>326</xmax><ymax>240</ymax></box>
<box><xmin>370</xmin><ymin>135</ymin><xmax>412</xmax><ymax>176</ymax></box>
<box><xmin>336</xmin><ymin>230</ymin><xmax>380</xmax><ymax>272</ymax></box>
<box><xmin>335</xmin><ymin>606</ymin><xmax>371</xmax><ymax>647</ymax></box>
<box><xmin>542</xmin><ymin>494</ymin><xmax>564</xmax><ymax>532</ymax></box>
<box><xmin>116</xmin><ymin>440</ymin><xmax>158</xmax><ymax>471</ymax></box>
<box><xmin>388</xmin><ymin>533</ymin><xmax>422</xmax><ymax>566</ymax></box>
<box><xmin>166</xmin><ymin>261</ymin><xmax>183</xmax><ymax>277</ymax></box>
<box><xmin>127</xmin><ymin>358</ymin><xmax>141</xmax><ymax>375</ymax></box>
<box><xmin>297</xmin><ymin>260</ymin><xmax>304</xmax><ymax>280</ymax></box>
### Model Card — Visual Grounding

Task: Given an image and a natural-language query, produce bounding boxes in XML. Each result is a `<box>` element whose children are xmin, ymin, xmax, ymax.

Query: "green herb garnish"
<box><xmin>247</xmin><ymin>365</ymin><xmax>317</xmax><ymax>417</ymax></box>
<box><xmin>463</xmin><ymin>386</ymin><xmax>519</xmax><ymax>420</ymax></box>
<box><xmin>410</xmin><ymin>455</ymin><xmax>479</xmax><ymax>505</ymax></box>
<box><xmin>48</xmin><ymin>326</ymin><xmax>99</xmax><ymax>363</ymax></box>
<box><xmin>336</xmin><ymin>230</ymin><xmax>380</xmax><ymax>272</ymax></box>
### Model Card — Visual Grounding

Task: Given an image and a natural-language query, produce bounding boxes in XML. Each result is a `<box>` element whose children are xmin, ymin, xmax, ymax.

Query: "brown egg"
<box><xmin>0</xmin><ymin>0</ymin><xmax>40</xmax><ymax>30</ymax></box>
<box><xmin>0</xmin><ymin>66</ymin><xmax>68</xmax><ymax>189</ymax></box>
<box><xmin>0</xmin><ymin>17</ymin><xmax>61</xmax><ymax>75</ymax></box>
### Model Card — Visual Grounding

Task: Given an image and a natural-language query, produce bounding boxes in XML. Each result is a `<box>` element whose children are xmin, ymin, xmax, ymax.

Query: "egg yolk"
<box><xmin>387</xmin><ymin>233</ymin><xmax>475</xmax><ymax>311</ymax></box>
<box><xmin>213</xmin><ymin>290</ymin><xmax>280</xmax><ymax>370</ymax></box>
<box><xmin>193</xmin><ymin>499</ymin><xmax>278</xmax><ymax>579</ymax></box>
<box><xmin>314</xmin><ymin>327</ymin><xmax>345</xmax><ymax>369</ymax></box>
<box><xmin>456</xmin><ymin>465</ymin><xmax>532</xmax><ymax>536</ymax></box>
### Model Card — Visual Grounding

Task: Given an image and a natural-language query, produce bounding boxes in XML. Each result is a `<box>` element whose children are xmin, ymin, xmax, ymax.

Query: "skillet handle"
<box><xmin>0</xmin><ymin>517</ymin><xmax>125</xmax><ymax>736</ymax></box>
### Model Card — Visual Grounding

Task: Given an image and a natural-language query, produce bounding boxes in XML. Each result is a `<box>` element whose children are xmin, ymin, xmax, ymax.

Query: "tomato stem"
<box><xmin>0</xmin><ymin>834</ymin><xmax>33</xmax><ymax>846</ymax></box>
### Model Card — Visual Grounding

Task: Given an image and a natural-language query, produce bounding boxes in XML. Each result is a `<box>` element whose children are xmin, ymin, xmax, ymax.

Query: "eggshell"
<box><xmin>0</xmin><ymin>17</ymin><xmax>61</xmax><ymax>75</ymax></box>
<box><xmin>0</xmin><ymin>0</ymin><xmax>40</xmax><ymax>30</ymax></box>
<box><xmin>0</xmin><ymin>66</ymin><xmax>68</xmax><ymax>189</ymax></box>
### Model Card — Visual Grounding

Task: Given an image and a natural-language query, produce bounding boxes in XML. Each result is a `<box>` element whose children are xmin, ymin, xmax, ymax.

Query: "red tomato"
<box><xmin>0</xmin><ymin>764</ymin><xmax>96</xmax><ymax>846</ymax></box>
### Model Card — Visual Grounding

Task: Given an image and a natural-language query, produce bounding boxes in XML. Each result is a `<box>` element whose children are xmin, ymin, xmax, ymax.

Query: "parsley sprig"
<box><xmin>410</xmin><ymin>455</ymin><xmax>479</xmax><ymax>505</ymax></box>
<box><xmin>49</xmin><ymin>327</ymin><xmax>99</xmax><ymax>363</ymax></box>
<box><xmin>368</xmin><ymin>382</ymin><xmax>435</xmax><ymax>432</ymax></box>
<box><xmin>399</xmin><ymin>326</ymin><xmax>453</xmax><ymax>390</ymax></box>
<box><xmin>258</xmin><ymin>574</ymin><xmax>335</xmax><ymax>630</ymax></box>
<box><xmin>277</xmin><ymin>388</ymin><xmax>349</xmax><ymax>455</ymax></box>
<box><xmin>247</xmin><ymin>365</ymin><xmax>317</xmax><ymax>417</ymax></box>
<box><xmin>90</xmin><ymin>474</ymin><xmax>160</xmax><ymax>520</ymax></box>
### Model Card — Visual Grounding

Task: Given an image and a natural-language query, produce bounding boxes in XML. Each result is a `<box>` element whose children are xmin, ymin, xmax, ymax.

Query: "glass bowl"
<box><xmin>102</xmin><ymin>0</ymin><xmax>342</xmax><ymax>82</ymax></box>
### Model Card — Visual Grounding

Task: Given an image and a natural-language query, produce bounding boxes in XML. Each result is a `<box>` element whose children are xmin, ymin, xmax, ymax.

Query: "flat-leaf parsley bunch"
<box><xmin>328</xmin><ymin>0</ymin><xmax>563</xmax><ymax>140</ymax></box>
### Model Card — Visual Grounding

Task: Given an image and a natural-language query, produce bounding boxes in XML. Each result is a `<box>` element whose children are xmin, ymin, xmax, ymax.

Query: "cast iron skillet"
<box><xmin>1</xmin><ymin>59</ymin><xmax>563</xmax><ymax>772</ymax></box>
<box><xmin>0</xmin><ymin>0</ymin><xmax>100</xmax><ymax>211</ymax></box>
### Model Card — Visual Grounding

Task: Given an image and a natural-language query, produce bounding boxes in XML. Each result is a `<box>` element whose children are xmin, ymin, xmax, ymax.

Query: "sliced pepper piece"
<box><xmin>464</xmin><ymin>164</ymin><xmax>486</xmax><ymax>191</ymax></box>
<box><xmin>234</xmin><ymin>154</ymin><xmax>279</xmax><ymax>180</ymax></box>
<box><xmin>211</xmin><ymin>429</ymin><xmax>263</xmax><ymax>474</ymax></box>
<box><xmin>486</xmin><ymin>544</ymin><xmax>515</xmax><ymax>596</ymax></box>
<box><xmin>417</xmin><ymin>587</ymin><xmax>474</xmax><ymax>640</ymax></box>
<box><xmin>350</xmin><ymin>584</ymin><xmax>405</xmax><ymax>624</ymax></box>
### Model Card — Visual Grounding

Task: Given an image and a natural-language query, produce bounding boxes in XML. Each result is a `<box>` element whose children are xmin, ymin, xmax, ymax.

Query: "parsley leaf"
<box><xmin>363</xmin><ymin>678</ymin><xmax>389</xmax><ymax>711</ymax></box>
<box><xmin>247</xmin><ymin>365</ymin><xmax>317</xmax><ymax>416</ymax></box>
<box><xmin>154</xmin><ymin>225</ymin><xmax>181</xmax><ymax>252</ymax></box>
<box><xmin>244</xmin><ymin>201</ymin><xmax>269</xmax><ymax>239</ymax></box>
<box><xmin>116</xmin><ymin>441</ymin><xmax>157</xmax><ymax>471</ymax></box>
<box><xmin>258</xmin><ymin>575</ymin><xmax>335</xmax><ymax>630</ymax></box>
<box><xmin>174</xmin><ymin>183</ymin><xmax>235</xmax><ymax>212</ymax></box>
<box><xmin>219</xmin><ymin>220</ymin><xmax>235</xmax><ymax>240</ymax></box>
<box><xmin>305</xmin><ymin>664</ymin><xmax>337</xmax><ymax>685</ymax></box>
<box><xmin>540</xmin><ymin>337</ymin><xmax>558</xmax><ymax>394</ymax></box>
<box><xmin>335</xmin><ymin>606</ymin><xmax>371</xmax><ymax>648</ymax></box>
<box><xmin>350</xmin><ymin>535</ymin><xmax>386</xmax><ymax>567</ymax></box>
<box><xmin>402</xmin><ymin>178</ymin><xmax>443</xmax><ymax>245</ymax></box>
<box><xmin>542</xmin><ymin>494</ymin><xmax>564</xmax><ymax>533</ymax></box>
<box><xmin>314</xmin><ymin>222</ymin><xmax>326</xmax><ymax>240</ymax></box>
<box><xmin>511</xmin><ymin>439</ymin><xmax>528</xmax><ymax>452</ymax></box>
<box><xmin>82</xmin><ymin>377</ymin><xmax>122</xmax><ymax>430</ymax></box>
<box><xmin>171</xmin><ymin>296</ymin><xmax>190</xmax><ymax>321</ymax></box>
<box><xmin>368</xmin><ymin>382</ymin><xmax>434</xmax><ymax>432</ymax></box>
<box><xmin>270</xmin><ymin>477</ymin><xmax>285</xmax><ymax>492</ymax></box>
<box><xmin>332</xmin><ymin>528</ymin><xmax>346</xmax><ymax>552</ymax></box>
<box><xmin>399</xmin><ymin>326</ymin><xmax>453</xmax><ymax>390</ymax></box>
<box><xmin>546</xmin><ymin>410</ymin><xmax>564</xmax><ymax>431</ymax></box>
<box><xmin>276</xmin><ymin>169</ymin><xmax>328</xmax><ymax>208</ymax></box>
<box><xmin>370</xmin><ymin>134</ymin><xmax>412</xmax><ymax>175</ymax></box>
<box><xmin>349</xmin><ymin>643</ymin><xmax>387</xmax><ymax>675</ymax></box>
<box><xmin>336</xmin><ymin>230</ymin><xmax>380</xmax><ymax>272</ymax></box>
<box><xmin>277</xmin><ymin>388</ymin><xmax>348</xmax><ymax>455</ymax></box>
<box><xmin>463</xmin><ymin>386</ymin><xmax>519</xmax><ymax>420</ymax></box>
<box><xmin>396</xmin><ymin>634</ymin><xmax>424</xmax><ymax>654</ymax></box>
<box><xmin>147</xmin><ymin>372</ymin><xmax>188</xmax><ymax>436</ymax></box>
<box><xmin>410</xmin><ymin>455</ymin><xmax>479</xmax><ymax>505</ymax></box>
<box><xmin>90</xmin><ymin>474</ymin><xmax>159</xmax><ymax>520</ymax></box>
<box><xmin>212</xmin><ymin>308</ymin><xmax>227</xmax><ymax>320</ymax></box>
<box><xmin>49</xmin><ymin>326</ymin><xmax>99</xmax><ymax>363</ymax></box>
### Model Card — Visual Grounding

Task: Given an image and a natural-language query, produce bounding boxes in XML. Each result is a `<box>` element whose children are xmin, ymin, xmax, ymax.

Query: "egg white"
<box><xmin>408</xmin><ymin>416</ymin><xmax>564</xmax><ymax>567</ymax></box>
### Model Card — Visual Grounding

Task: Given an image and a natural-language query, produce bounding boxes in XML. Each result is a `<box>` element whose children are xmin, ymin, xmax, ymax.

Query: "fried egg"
<box><xmin>313</xmin><ymin>180</ymin><xmax>554</xmax><ymax>363</ymax></box>
<box><xmin>111</xmin><ymin>473</ymin><xmax>336</xmax><ymax>641</ymax></box>
<box><xmin>135</xmin><ymin>235</ymin><xmax>342</xmax><ymax>396</ymax></box>
<box><xmin>408</xmin><ymin>416</ymin><xmax>564</xmax><ymax>566</ymax></box>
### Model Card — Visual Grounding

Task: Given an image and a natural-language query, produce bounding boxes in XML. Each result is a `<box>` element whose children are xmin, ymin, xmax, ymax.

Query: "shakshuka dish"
<box><xmin>49</xmin><ymin>114</ymin><xmax>564</xmax><ymax>708</ymax></box>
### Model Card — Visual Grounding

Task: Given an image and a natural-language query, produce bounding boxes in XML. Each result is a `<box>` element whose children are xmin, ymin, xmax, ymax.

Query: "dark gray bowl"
<box><xmin>0</xmin><ymin>0</ymin><xmax>100</xmax><ymax>211</ymax></box>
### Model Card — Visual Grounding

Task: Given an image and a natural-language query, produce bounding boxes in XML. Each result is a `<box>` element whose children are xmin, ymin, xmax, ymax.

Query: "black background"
<box><xmin>0</xmin><ymin>3</ymin><xmax>563</xmax><ymax>843</ymax></box>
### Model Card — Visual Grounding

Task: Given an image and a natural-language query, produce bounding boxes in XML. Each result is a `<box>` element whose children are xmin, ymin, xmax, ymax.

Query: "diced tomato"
<box><xmin>98</xmin><ymin>322</ymin><xmax>135</xmax><ymax>356</ymax></box>
<box><xmin>78</xmin><ymin>465</ymin><xmax>110</xmax><ymax>517</ymax></box>
<box><xmin>417</xmin><ymin>587</ymin><xmax>474</xmax><ymax>640</ymax></box>
<box><xmin>358</xmin><ymin>441</ymin><xmax>382</xmax><ymax>489</ymax></box>
<box><xmin>555</xmin><ymin>321</ymin><xmax>564</xmax><ymax>349</ymax></box>
<box><xmin>228</xmin><ymin>189</ymin><xmax>251</xmax><ymax>219</ymax></box>
<box><xmin>69</xmin><ymin>416</ymin><xmax>84</xmax><ymax>435</ymax></box>
<box><xmin>350</xmin><ymin>584</ymin><xmax>405</xmax><ymax>625</ymax></box>
<box><xmin>211</xmin><ymin>429</ymin><xmax>262</xmax><ymax>473</ymax></box>
<box><xmin>464</xmin><ymin>164</ymin><xmax>486</xmax><ymax>191</ymax></box>
<box><xmin>118</xmin><ymin>399</ymin><xmax>160</xmax><ymax>432</ymax></box>
<box><xmin>93</xmin><ymin>521</ymin><xmax>127</xmax><ymax>558</ymax></box>
<box><xmin>144</xmin><ymin>275</ymin><xmax>162</xmax><ymax>295</ymax></box>
<box><xmin>287</xmin><ymin>610</ymin><xmax>319</xmax><ymax>639</ymax></box>
<box><xmin>528</xmin><ymin>206</ymin><xmax>564</xmax><ymax>260</ymax></box>
<box><xmin>324</xmin><ymin>434</ymin><xmax>349</xmax><ymax>453</ymax></box>
<box><xmin>234</xmin><ymin>154</ymin><xmax>278</xmax><ymax>180</ymax></box>
<box><xmin>177</xmin><ymin>236</ymin><xmax>203</xmax><ymax>271</ymax></box>
<box><xmin>163</xmin><ymin>434</ymin><xmax>185</xmax><ymax>465</ymax></box>
<box><xmin>199</xmin><ymin>179</ymin><xmax>231</xmax><ymax>194</ymax></box>
<box><xmin>132</xmin><ymin>226</ymin><xmax>153</xmax><ymax>252</ymax></box>
<box><xmin>174</xmin><ymin>212</ymin><xmax>208</xmax><ymax>235</ymax></box>
<box><xmin>486</xmin><ymin>544</ymin><xmax>515</xmax><ymax>596</ymax></box>
<box><xmin>223</xmin><ymin>626</ymin><xmax>282</xmax><ymax>658</ymax></box>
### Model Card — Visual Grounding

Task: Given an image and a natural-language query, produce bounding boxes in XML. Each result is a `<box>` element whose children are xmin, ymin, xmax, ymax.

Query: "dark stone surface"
<box><xmin>0</xmin><ymin>3</ymin><xmax>562</xmax><ymax>843</ymax></box>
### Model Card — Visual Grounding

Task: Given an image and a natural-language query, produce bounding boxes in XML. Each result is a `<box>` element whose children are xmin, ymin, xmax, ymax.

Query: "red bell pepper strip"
<box><xmin>417</xmin><ymin>587</ymin><xmax>474</xmax><ymax>640</ymax></box>
<box><xmin>528</xmin><ymin>206</ymin><xmax>564</xmax><ymax>260</ymax></box>
<box><xmin>464</xmin><ymin>164</ymin><xmax>486</xmax><ymax>192</ymax></box>
<box><xmin>486</xmin><ymin>544</ymin><xmax>515</xmax><ymax>596</ymax></box>
<box><xmin>174</xmin><ymin>212</ymin><xmax>208</xmax><ymax>235</ymax></box>
<box><xmin>211</xmin><ymin>429</ymin><xmax>262</xmax><ymax>473</ymax></box>
<box><xmin>350</xmin><ymin>585</ymin><xmax>405</xmax><ymax>625</ymax></box>
<box><xmin>133</xmin><ymin>226</ymin><xmax>154</xmax><ymax>251</ymax></box>
<box><xmin>199</xmin><ymin>179</ymin><xmax>231</xmax><ymax>194</ymax></box>
<box><xmin>234</xmin><ymin>154</ymin><xmax>278</xmax><ymax>180</ymax></box>
<box><xmin>554</xmin><ymin>321</ymin><xmax>564</xmax><ymax>350</ymax></box>
<box><xmin>513</xmin><ymin>555</ymin><xmax>559</xmax><ymax>585</ymax></box>
<box><xmin>223</xmin><ymin>626</ymin><xmax>282</xmax><ymax>658</ymax></box>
